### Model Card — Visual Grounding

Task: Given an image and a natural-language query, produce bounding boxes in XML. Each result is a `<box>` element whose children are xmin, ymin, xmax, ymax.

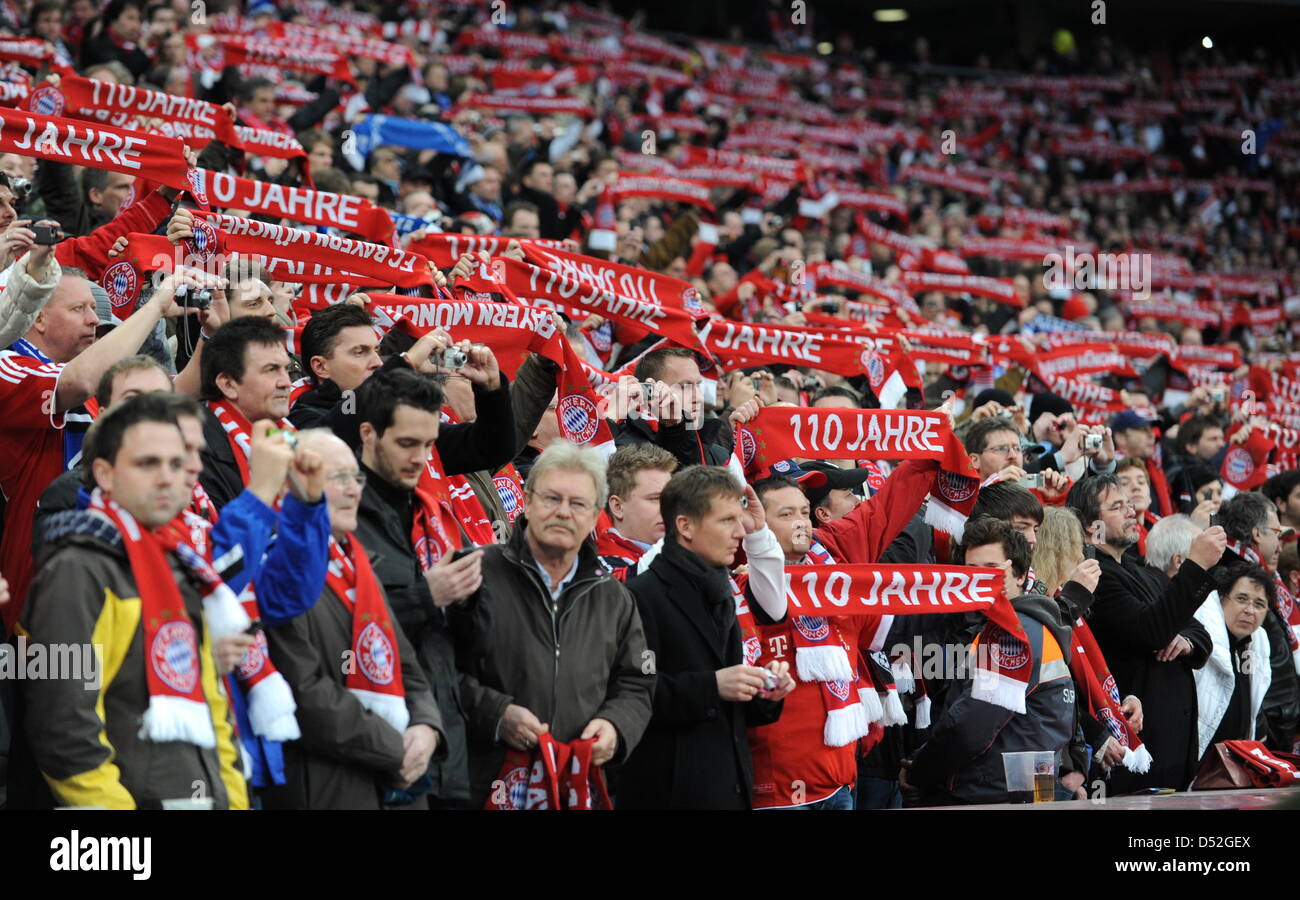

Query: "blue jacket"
<box><xmin>210</xmin><ymin>492</ymin><xmax>331</xmax><ymax>787</ymax></box>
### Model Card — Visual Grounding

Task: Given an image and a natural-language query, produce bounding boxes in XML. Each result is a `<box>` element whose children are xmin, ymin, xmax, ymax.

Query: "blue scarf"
<box><xmin>348</xmin><ymin>114</ymin><xmax>472</xmax><ymax>163</ymax></box>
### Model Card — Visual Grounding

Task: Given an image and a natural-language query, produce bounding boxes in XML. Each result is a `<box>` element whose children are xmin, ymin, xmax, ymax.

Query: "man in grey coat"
<box><xmin>450</xmin><ymin>440</ymin><xmax>654</xmax><ymax>808</ymax></box>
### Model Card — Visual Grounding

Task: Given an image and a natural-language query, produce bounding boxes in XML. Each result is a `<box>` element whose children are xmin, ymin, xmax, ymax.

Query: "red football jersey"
<box><xmin>0</xmin><ymin>351</ymin><xmax>69</xmax><ymax>633</ymax></box>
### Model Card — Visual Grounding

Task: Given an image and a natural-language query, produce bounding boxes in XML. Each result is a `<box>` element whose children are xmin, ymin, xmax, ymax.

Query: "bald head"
<box><xmin>297</xmin><ymin>429</ymin><xmax>363</xmax><ymax>537</ymax></box>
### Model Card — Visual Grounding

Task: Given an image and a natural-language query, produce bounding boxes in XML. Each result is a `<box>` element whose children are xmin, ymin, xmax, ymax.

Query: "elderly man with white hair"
<box><xmin>264</xmin><ymin>429</ymin><xmax>444</xmax><ymax>810</ymax></box>
<box><xmin>449</xmin><ymin>439</ymin><xmax>655</xmax><ymax>808</ymax></box>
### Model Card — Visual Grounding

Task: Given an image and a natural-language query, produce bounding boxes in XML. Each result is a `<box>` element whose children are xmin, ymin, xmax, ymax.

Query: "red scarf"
<box><xmin>736</xmin><ymin>406</ymin><xmax>981</xmax><ymax>538</ymax></box>
<box><xmin>190</xmin><ymin>168</ymin><xmax>395</xmax><ymax>244</ymax></box>
<box><xmin>521</xmin><ymin>242</ymin><xmax>705</xmax><ymax>316</ymax></box>
<box><xmin>1221</xmin><ymin>426</ymin><xmax>1275</xmax><ymax>493</ymax></box>
<box><xmin>232</xmin><ymin>124</ymin><xmax>309</xmax><ymax>162</ymax></box>
<box><xmin>775</xmin><ymin>539</ymin><xmax>875</xmax><ymax>746</ymax></box>
<box><xmin>0</xmin><ymin>105</ymin><xmax>190</xmax><ymax>190</ymax></box>
<box><xmin>91</xmin><ymin>493</ymin><xmax>223</xmax><ymax>747</ymax></box>
<box><xmin>492</xmin><ymin>256</ymin><xmax>707</xmax><ymax>355</ymax></box>
<box><xmin>326</xmin><ymin>534</ymin><xmax>408</xmax><ymax>732</ymax></box>
<box><xmin>484</xmin><ymin>733</ymin><xmax>612</xmax><ymax>810</ymax></box>
<box><xmin>594</xmin><ymin>510</ymin><xmax>645</xmax><ymax>569</ymax></box>
<box><xmin>784</xmin><ymin>563</ymin><xmax>1030</xmax><ymax>713</ymax></box>
<box><xmin>900</xmin><ymin>271</ymin><xmax>1022</xmax><ymax>307</ymax></box>
<box><xmin>610</xmin><ymin>172</ymin><xmax>715</xmax><ymax>210</ymax></box>
<box><xmin>412</xmin><ymin>445</ymin><xmax>465</xmax><ymax>570</ymax></box>
<box><xmin>1071</xmin><ymin>617</ymin><xmax>1152</xmax><ymax>773</ymax></box>
<box><xmin>207</xmin><ymin>400</ymin><xmax>292</xmax><ymax>486</ymax></box>
<box><xmin>189</xmin><ymin>33</ymin><xmax>355</xmax><ymax>84</ymax></box>
<box><xmin>195</xmin><ymin>212</ymin><xmax>434</xmax><ymax>289</ymax></box>
<box><xmin>58</xmin><ymin>73</ymin><xmax>240</xmax><ymax>147</ymax></box>
<box><xmin>453</xmin><ymin>92</ymin><xmax>594</xmax><ymax>118</ymax></box>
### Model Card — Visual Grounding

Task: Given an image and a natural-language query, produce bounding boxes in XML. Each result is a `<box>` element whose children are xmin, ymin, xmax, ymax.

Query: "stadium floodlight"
<box><xmin>1202</xmin><ymin>36</ymin><xmax>1214</xmax><ymax>49</ymax></box>
<box><xmin>874</xmin><ymin>9</ymin><xmax>908</xmax><ymax>22</ymax></box>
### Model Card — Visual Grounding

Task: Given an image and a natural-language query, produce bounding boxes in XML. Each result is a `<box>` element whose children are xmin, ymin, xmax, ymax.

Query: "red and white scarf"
<box><xmin>0</xmin><ymin>105</ymin><xmax>191</xmax><ymax>190</ymax></box>
<box><xmin>91</xmin><ymin>493</ymin><xmax>230</xmax><ymax>747</ymax></box>
<box><xmin>326</xmin><ymin>534</ymin><xmax>408</xmax><ymax>732</ymax></box>
<box><xmin>207</xmin><ymin>399</ymin><xmax>293</xmax><ymax>486</ymax></box>
<box><xmin>484</xmin><ymin>733</ymin><xmax>612</xmax><ymax>810</ymax></box>
<box><xmin>736</xmin><ymin>406</ymin><xmax>982</xmax><ymax>539</ymax></box>
<box><xmin>784</xmin><ymin>563</ymin><xmax>1030</xmax><ymax>712</ymax></box>
<box><xmin>1071</xmin><ymin>616</ymin><xmax>1151</xmax><ymax>773</ymax></box>
<box><xmin>201</xmin><ymin>400</ymin><xmax>303</xmax><ymax>740</ymax></box>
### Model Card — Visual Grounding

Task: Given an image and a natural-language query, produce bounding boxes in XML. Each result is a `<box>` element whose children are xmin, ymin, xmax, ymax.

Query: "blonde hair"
<box><xmin>1033</xmin><ymin>507</ymin><xmax>1085</xmax><ymax>596</ymax></box>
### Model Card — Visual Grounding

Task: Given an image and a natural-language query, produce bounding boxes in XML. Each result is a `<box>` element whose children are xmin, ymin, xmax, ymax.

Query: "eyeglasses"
<box><xmin>983</xmin><ymin>444</ymin><xmax>1024</xmax><ymax>457</ymax></box>
<box><xmin>529</xmin><ymin>491</ymin><xmax>594</xmax><ymax>516</ymax></box>
<box><xmin>1227</xmin><ymin>593</ymin><xmax>1269</xmax><ymax>614</ymax></box>
<box><xmin>326</xmin><ymin>471</ymin><xmax>366</xmax><ymax>488</ymax></box>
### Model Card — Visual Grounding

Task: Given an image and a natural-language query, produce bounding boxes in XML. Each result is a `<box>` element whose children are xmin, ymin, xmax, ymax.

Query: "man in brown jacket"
<box><xmin>264</xmin><ymin>430</ymin><xmax>445</xmax><ymax>809</ymax></box>
<box><xmin>450</xmin><ymin>440</ymin><xmax>654</xmax><ymax>807</ymax></box>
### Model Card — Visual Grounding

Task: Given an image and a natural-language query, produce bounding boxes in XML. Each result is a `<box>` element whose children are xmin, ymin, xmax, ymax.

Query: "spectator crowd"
<box><xmin>0</xmin><ymin>0</ymin><xmax>1296</xmax><ymax>810</ymax></box>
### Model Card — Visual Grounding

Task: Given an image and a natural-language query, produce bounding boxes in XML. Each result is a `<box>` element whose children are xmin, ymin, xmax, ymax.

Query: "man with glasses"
<box><xmin>1065</xmin><ymin>474</ymin><xmax>1225</xmax><ymax>792</ymax></box>
<box><xmin>1191</xmin><ymin>564</ymin><xmax>1275</xmax><ymax>764</ymax></box>
<box><xmin>449</xmin><ymin>440</ymin><xmax>654</xmax><ymax>808</ymax></box>
<box><xmin>965</xmin><ymin>416</ymin><xmax>1114</xmax><ymax>486</ymax></box>
<box><xmin>964</xmin><ymin>417</ymin><xmax>1029</xmax><ymax>482</ymax></box>
<box><xmin>265</xmin><ymin>429</ymin><xmax>444</xmax><ymax>809</ymax></box>
<box><xmin>1215</xmin><ymin>492</ymin><xmax>1299</xmax><ymax>754</ymax></box>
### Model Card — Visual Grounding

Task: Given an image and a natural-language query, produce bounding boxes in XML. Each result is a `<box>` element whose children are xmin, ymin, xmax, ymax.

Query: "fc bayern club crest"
<box><xmin>827</xmin><ymin>679</ymin><xmax>851</xmax><ymax>701</ymax></box>
<box><xmin>936</xmin><ymin>470</ymin><xmax>978</xmax><ymax>505</ymax></box>
<box><xmin>863</xmin><ymin>351</ymin><xmax>886</xmax><ymax>389</ymax></box>
<box><xmin>355</xmin><ymin>621</ymin><xmax>396</xmax><ymax>685</ymax></box>
<box><xmin>115</xmin><ymin>182</ymin><xmax>136</xmax><ymax>217</ymax></box>
<box><xmin>794</xmin><ymin>616</ymin><xmax>830</xmax><ymax>642</ymax></box>
<box><xmin>495</xmin><ymin>764</ymin><xmax>531</xmax><ymax>810</ymax></box>
<box><xmin>151</xmin><ymin>621</ymin><xmax>199</xmax><ymax>694</ymax></box>
<box><xmin>986</xmin><ymin>625</ymin><xmax>1029</xmax><ymax>670</ymax></box>
<box><xmin>495</xmin><ymin>474</ymin><xmax>526</xmax><ymax>522</ymax></box>
<box><xmin>557</xmin><ymin>394</ymin><xmax>600</xmax><ymax>444</ymax></box>
<box><xmin>1102</xmin><ymin>674</ymin><xmax>1120</xmax><ymax>706</ymax></box>
<box><xmin>101</xmin><ymin>261</ymin><xmax>140</xmax><ymax>313</ymax></box>
<box><xmin>185</xmin><ymin>168</ymin><xmax>209</xmax><ymax>208</ymax></box>
<box><xmin>739</xmin><ymin>427</ymin><xmax>757</xmax><ymax>469</ymax></box>
<box><xmin>1224</xmin><ymin>447</ymin><xmax>1254</xmax><ymax>485</ymax></box>
<box><xmin>28</xmin><ymin>84</ymin><xmax>65</xmax><ymax>117</ymax></box>
<box><xmin>743</xmin><ymin>635</ymin><xmax>761</xmax><ymax>666</ymax></box>
<box><xmin>682</xmin><ymin>286</ymin><xmax>704</xmax><ymax>315</ymax></box>
<box><xmin>183</xmin><ymin>218</ymin><xmax>221</xmax><ymax>265</ymax></box>
<box><xmin>1098</xmin><ymin>707</ymin><xmax>1128</xmax><ymax>746</ymax></box>
<box><xmin>236</xmin><ymin>631</ymin><xmax>267</xmax><ymax>679</ymax></box>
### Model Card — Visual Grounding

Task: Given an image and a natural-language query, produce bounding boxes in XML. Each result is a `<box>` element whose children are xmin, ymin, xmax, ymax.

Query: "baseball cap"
<box><xmin>1109</xmin><ymin>409</ymin><xmax>1156</xmax><ymax>435</ymax></box>
<box><xmin>801</xmin><ymin>460</ymin><xmax>872</xmax><ymax>507</ymax></box>
<box><xmin>762</xmin><ymin>458</ymin><xmax>829</xmax><ymax>489</ymax></box>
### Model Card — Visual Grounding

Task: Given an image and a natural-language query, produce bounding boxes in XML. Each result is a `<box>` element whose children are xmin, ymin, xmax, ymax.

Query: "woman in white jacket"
<box><xmin>1192</xmin><ymin>563</ymin><xmax>1274</xmax><ymax>763</ymax></box>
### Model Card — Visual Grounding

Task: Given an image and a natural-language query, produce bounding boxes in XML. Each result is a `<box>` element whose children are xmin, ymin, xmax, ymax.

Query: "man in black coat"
<box><xmin>343</xmin><ymin>359</ymin><xmax>514</xmax><ymax>807</ymax></box>
<box><xmin>620</xmin><ymin>465</ymin><xmax>795</xmax><ymax>809</ymax></box>
<box><xmin>1066</xmin><ymin>475</ymin><xmax>1227</xmax><ymax>793</ymax></box>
